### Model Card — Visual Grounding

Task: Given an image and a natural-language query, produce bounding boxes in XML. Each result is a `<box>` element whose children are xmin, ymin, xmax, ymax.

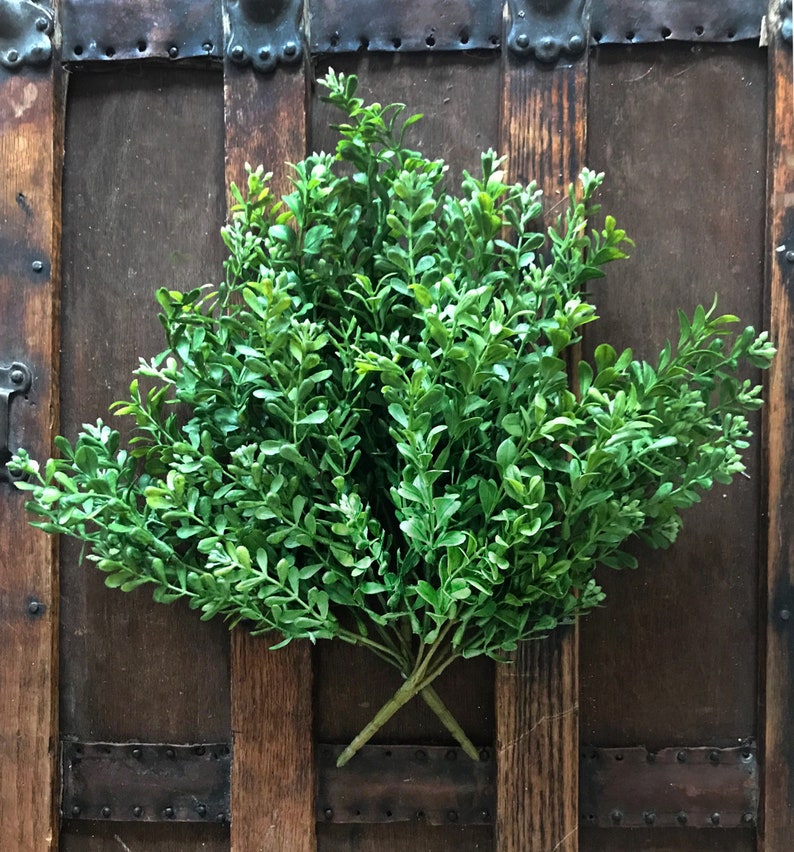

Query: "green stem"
<box><xmin>419</xmin><ymin>685</ymin><xmax>480</xmax><ymax>762</ymax></box>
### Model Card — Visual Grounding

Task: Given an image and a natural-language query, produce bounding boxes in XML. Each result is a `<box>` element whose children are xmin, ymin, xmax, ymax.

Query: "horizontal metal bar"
<box><xmin>580</xmin><ymin>745</ymin><xmax>758</xmax><ymax>828</ymax></box>
<box><xmin>61</xmin><ymin>741</ymin><xmax>231</xmax><ymax>823</ymax></box>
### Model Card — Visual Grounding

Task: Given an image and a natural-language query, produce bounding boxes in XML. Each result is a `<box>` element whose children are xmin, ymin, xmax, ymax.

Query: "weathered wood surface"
<box><xmin>762</xmin><ymin>26</ymin><xmax>794</xmax><ymax>852</ymax></box>
<box><xmin>224</xmin><ymin>63</ymin><xmax>316</xmax><ymax>852</ymax></box>
<box><xmin>59</xmin><ymin>67</ymin><xmax>230</xmax><ymax>850</ymax></box>
<box><xmin>494</xmin><ymin>55</ymin><xmax>588</xmax><ymax>852</ymax></box>
<box><xmin>580</xmin><ymin>44</ymin><xmax>766</xmax><ymax>754</ymax></box>
<box><xmin>0</xmin><ymin>59</ymin><xmax>62</xmax><ymax>849</ymax></box>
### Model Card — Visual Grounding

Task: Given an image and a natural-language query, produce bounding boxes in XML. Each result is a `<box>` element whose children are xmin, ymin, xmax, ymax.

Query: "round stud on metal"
<box><xmin>568</xmin><ymin>34</ymin><xmax>585</xmax><ymax>54</ymax></box>
<box><xmin>709</xmin><ymin>749</ymin><xmax>720</xmax><ymax>764</ymax></box>
<box><xmin>258</xmin><ymin>47</ymin><xmax>271</xmax><ymax>61</ymax></box>
<box><xmin>481</xmin><ymin>809</ymin><xmax>490</xmax><ymax>820</ymax></box>
<box><xmin>11</xmin><ymin>369</ymin><xmax>25</xmax><ymax>385</ymax></box>
<box><xmin>610</xmin><ymin>809</ymin><xmax>622</xmax><ymax>825</ymax></box>
<box><xmin>676</xmin><ymin>750</ymin><xmax>687</xmax><ymax>762</ymax></box>
<box><xmin>643</xmin><ymin>811</ymin><xmax>656</xmax><ymax>825</ymax></box>
<box><xmin>447</xmin><ymin>809</ymin><xmax>459</xmax><ymax>823</ymax></box>
<box><xmin>781</xmin><ymin>608</ymin><xmax>791</xmax><ymax>621</ymax></box>
<box><xmin>202</xmin><ymin>41</ymin><xmax>213</xmax><ymax>53</ymax></box>
<box><xmin>216</xmin><ymin>812</ymin><xmax>227</xmax><ymax>823</ymax></box>
<box><xmin>195</xmin><ymin>745</ymin><xmax>206</xmax><ymax>755</ymax></box>
<box><xmin>165</xmin><ymin>748</ymin><xmax>175</xmax><ymax>758</ymax></box>
<box><xmin>196</xmin><ymin>803</ymin><xmax>207</xmax><ymax>817</ymax></box>
<box><xmin>7</xmin><ymin>50</ymin><xmax>19</xmax><ymax>64</ymax></box>
<box><xmin>168</xmin><ymin>45</ymin><xmax>179</xmax><ymax>58</ymax></box>
<box><xmin>36</xmin><ymin>16</ymin><xmax>49</xmax><ymax>31</ymax></box>
<box><xmin>283</xmin><ymin>41</ymin><xmax>298</xmax><ymax>57</ymax></box>
<box><xmin>741</xmin><ymin>750</ymin><xmax>753</xmax><ymax>762</ymax></box>
<box><xmin>414</xmin><ymin>749</ymin><xmax>427</xmax><ymax>761</ymax></box>
<box><xmin>324</xmin><ymin>807</ymin><xmax>333</xmax><ymax>821</ymax></box>
<box><xmin>445</xmin><ymin>749</ymin><xmax>457</xmax><ymax>760</ymax></box>
<box><xmin>32</xmin><ymin>260</ymin><xmax>44</xmax><ymax>273</ymax></box>
<box><xmin>101</xmin><ymin>806</ymin><xmax>111</xmax><ymax>818</ymax></box>
<box><xmin>742</xmin><ymin>812</ymin><xmax>755</xmax><ymax>825</ymax></box>
<box><xmin>132</xmin><ymin>747</ymin><xmax>142</xmax><ymax>759</ymax></box>
<box><xmin>710</xmin><ymin>812</ymin><xmax>721</xmax><ymax>825</ymax></box>
<box><xmin>132</xmin><ymin>806</ymin><xmax>143</xmax><ymax>818</ymax></box>
<box><xmin>786</xmin><ymin>249</ymin><xmax>794</xmax><ymax>263</ymax></box>
<box><xmin>27</xmin><ymin>600</ymin><xmax>42</xmax><ymax>615</ymax></box>
<box><xmin>515</xmin><ymin>33</ymin><xmax>529</xmax><ymax>49</ymax></box>
<box><xmin>676</xmin><ymin>810</ymin><xmax>688</xmax><ymax>825</ymax></box>
<box><xmin>518</xmin><ymin>9</ymin><xmax>526</xmax><ymax>17</ymax></box>
<box><xmin>479</xmin><ymin>748</ymin><xmax>490</xmax><ymax>761</ymax></box>
<box><xmin>230</xmin><ymin>44</ymin><xmax>245</xmax><ymax>61</ymax></box>
<box><xmin>70</xmin><ymin>805</ymin><xmax>81</xmax><ymax>817</ymax></box>
<box><xmin>164</xmin><ymin>806</ymin><xmax>175</xmax><ymax>819</ymax></box>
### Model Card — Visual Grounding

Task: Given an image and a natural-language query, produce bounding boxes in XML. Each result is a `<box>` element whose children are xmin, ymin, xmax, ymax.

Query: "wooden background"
<box><xmin>1</xmin><ymin>5</ymin><xmax>788</xmax><ymax>850</ymax></box>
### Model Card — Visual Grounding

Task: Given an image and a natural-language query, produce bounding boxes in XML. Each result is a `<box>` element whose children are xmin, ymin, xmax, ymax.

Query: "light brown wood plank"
<box><xmin>0</xmin><ymin>60</ymin><xmax>62</xmax><ymax>850</ymax></box>
<box><xmin>762</xmin><ymin>27</ymin><xmax>794</xmax><ymax>852</ymax></box>
<box><xmin>494</xmin><ymin>56</ymin><xmax>587</xmax><ymax>852</ymax></box>
<box><xmin>224</xmin><ymin>63</ymin><xmax>316</xmax><ymax>852</ymax></box>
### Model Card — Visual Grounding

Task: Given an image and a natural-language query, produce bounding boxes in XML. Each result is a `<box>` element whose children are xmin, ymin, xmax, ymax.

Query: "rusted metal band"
<box><xmin>61</xmin><ymin>740</ymin><xmax>758</xmax><ymax>827</ymax></box>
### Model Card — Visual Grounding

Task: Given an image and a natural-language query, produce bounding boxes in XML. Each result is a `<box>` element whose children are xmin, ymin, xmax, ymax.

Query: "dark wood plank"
<box><xmin>579</xmin><ymin>827</ymin><xmax>755</xmax><ymax>852</ymax></box>
<box><xmin>61</xmin><ymin>822</ymin><xmax>229</xmax><ymax>852</ymax></box>
<box><xmin>311</xmin><ymin>54</ymin><xmax>500</xmax><ymax>852</ymax></box>
<box><xmin>494</xmin><ymin>55</ymin><xmax>588</xmax><ymax>852</ymax></box>
<box><xmin>0</xmin><ymin>58</ymin><xmax>62</xmax><ymax>849</ymax></box>
<box><xmin>580</xmin><ymin>44</ymin><xmax>767</xmax><ymax>749</ymax></box>
<box><xmin>762</xmin><ymin>25</ymin><xmax>794</xmax><ymax>852</ymax></box>
<box><xmin>223</xmin><ymin>63</ymin><xmax>316</xmax><ymax>852</ymax></box>
<box><xmin>60</xmin><ymin>68</ymin><xmax>229</xmax><ymax>749</ymax></box>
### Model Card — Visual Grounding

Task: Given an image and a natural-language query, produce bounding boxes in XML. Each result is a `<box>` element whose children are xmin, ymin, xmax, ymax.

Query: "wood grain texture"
<box><xmin>0</xmin><ymin>61</ymin><xmax>62</xmax><ymax>850</ymax></box>
<box><xmin>762</xmin><ymin>30</ymin><xmax>794</xmax><ymax>852</ymax></box>
<box><xmin>494</xmin><ymin>56</ymin><xmax>587</xmax><ymax>852</ymax></box>
<box><xmin>60</xmin><ymin>68</ymin><xmax>229</xmax><ymax>747</ymax></box>
<box><xmin>579</xmin><ymin>827</ymin><xmax>755</xmax><ymax>852</ymax></box>
<box><xmin>580</xmin><ymin>44</ymin><xmax>766</xmax><ymax>750</ymax></box>
<box><xmin>224</xmin><ymin>63</ymin><xmax>316</xmax><ymax>852</ymax></box>
<box><xmin>61</xmin><ymin>822</ymin><xmax>229</xmax><ymax>851</ymax></box>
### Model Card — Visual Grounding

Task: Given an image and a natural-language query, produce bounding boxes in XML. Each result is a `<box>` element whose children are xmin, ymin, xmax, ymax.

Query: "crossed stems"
<box><xmin>336</xmin><ymin>620</ymin><xmax>477</xmax><ymax>767</ymax></box>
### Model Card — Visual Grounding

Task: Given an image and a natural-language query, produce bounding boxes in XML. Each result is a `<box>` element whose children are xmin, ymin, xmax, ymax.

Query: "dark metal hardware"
<box><xmin>225</xmin><ymin>0</ymin><xmax>303</xmax><ymax>73</ymax></box>
<box><xmin>309</xmin><ymin>0</ymin><xmax>504</xmax><ymax>54</ymax></box>
<box><xmin>0</xmin><ymin>0</ymin><xmax>53</xmax><ymax>69</ymax></box>
<box><xmin>775</xmin><ymin>0</ymin><xmax>793</xmax><ymax>43</ymax></box>
<box><xmin>316</xmin><ymin>744</ymin><xmax>495</xmax><ymax>826</ymax></box>
<box><xmin>507</xmin><ymin>0</ymin><xmax>590</xmax><ymax>63</ymax></box>
<box><xmin>0</xmin><ymin>361</ymin><xmax>32</xmax><ymax>485</ymax></box>
<box><xmin>61</xmin><ymin>0</ymin><xmax>222</xmax><ymax>63</ymax></box>
<box><xmin>579</xmin><ymin>745</ymin><xmax>758</xmax><ymax>828</ymax></box>
<box><xmin>61</xmin><ymin>742</ymin><xmax>231</xmax><ymax>823</ymax></box>
<box><xmin>591</xmin><ymin>0</ymin><xmax>765</xmax><ymax>45</ymax></box>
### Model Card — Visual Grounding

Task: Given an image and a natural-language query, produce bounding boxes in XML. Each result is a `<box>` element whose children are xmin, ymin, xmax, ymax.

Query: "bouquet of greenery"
<box><xmin>11</xmin><ymin>71</ymin><xmax>774</xmax><ymax>766</ymax></box>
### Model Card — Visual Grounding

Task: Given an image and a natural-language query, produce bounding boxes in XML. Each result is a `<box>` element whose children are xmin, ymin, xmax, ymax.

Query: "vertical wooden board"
<box><xmin>59</xmin><ymin>68</ymin><xmax>230</xmax><ymax>748</ymax></box>
<box><xmin>223</xmin><ymin>64</ymin><xmax>315</xmax><ymax>852</ymax></box>
<box><xmin>494</xmin><ymin>56</ymin><xmax>588</xmax><ymax>852</ymax></box>
<box><xmin>580</xmin><ymin>44</ymin><xmax>767</xmax><ymax>748</ymax></box>
<box><xmin>0</xmin><ymin>58</ymin><xmax>61</xmax><ymax>850</ymax></box>
<box><xmin>61</xmin><ymin>822</ymin><xmax>229</xmax><ymax>851</ymax></box>
<box><xmin>310</xmin><ymin>54</ymin><xmax>500</xmax><ymax>852</ymax></box>
<box><xmin>762</xmin><ymin>25</ymin><xmax>794</xmax><ymax>852</ymax></box>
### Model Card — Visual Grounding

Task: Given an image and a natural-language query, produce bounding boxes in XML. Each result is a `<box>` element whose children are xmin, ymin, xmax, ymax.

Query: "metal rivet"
<box><xmin>781</xmin><ymin>608</ymin><xmax>791</xmax><ymax>621</ymax></box>
<box><xmin>515</xmin><ymin>33</ymin><xmax>529</xmax><ymax>49</ymax></box>
<box><xmin>8</xmin><ymin>50</ymin><xmax>19</xmax><ymax>63</ymax></box>
<box><xmin>70</xmin><ymin>805</ymin><xmax>81</xmax><ymax>817</ymax></box>
<box><xmin>710</xmin><ymin>812</ymin><xmax>721</xmax><ymax>825</ymax></box>
<box><xmin>741</xmin><ymin>750</ymin><xmax>753</xmax><ymax>762</ymax></box>
<box><xmin>168</xmin><ymin>45</ymin><xmax>179</xmax><ymax>58</ymax></box>
<box><xmin>195</xmin><ymin>745</ymin><xmax>206</xmax><ymax>755</ymax></box>
<box><xmin>27</xmin><ymin>600</ymin><xmax>43</xmax><ymax>615</ymax></box>
<box><xmin>101</xmin><ymin>806</ymin><xmax>111</xmax><ymax>818</ymax></box>
<box><xmin>32</xmin><ymin>260</ymin><xmax>44</xmax><ymax>273</ymax></box>
<box><xmin>196</xmin><ymin>803</ymin><xmax>207</xmax><ymax>817</ymax></box>
<box><xmin>11</xmin><ymin>369</ymin><xmax>25</xmax><ymax>385</ymax></box>
<box><xmin>610</xmin><ymin>809</ymin><xmax>622</xmax><ymax>825</ymax></box>
<box><xmin>132</xmin><ymin>806</ymin><xmax>143</xmax><ymax>817</ymax></box>
<box><xmin>216</xmin><ymin>812</ymin><xmax>227</xmax><ymax>823</ymax></box>
<box><xmin>447</xmin><ymin>810</ymin><xmax>459</xmax><ymax>822</ymax></box>
<box><xmin>415</xmin><ymin>810</ymin><xmax>425</xmax><ymax>820</ymax></box>
<box><xmin>283</xmin><ymin>41</ymin><xmax>298</xmax><ymax>57</ymax></box>
<box><xmin>518</xmin><ymin>9</ymin><xmax>525</xmax><ymax>17</ymax></box>
<box><xmin>479</xmin><ymin>748</ymin><xmax>490</xmax><ymax>761</ymax></box>
<box><xmin>165</xmin><ymin>748</ymin><xmax>175</xmax><ymax>759</ymax></box>
<box><xmin>539</xmin><ymin>36</ymin><xmax>555</xmax><ymax>53</ymax></box>
<box><xmin>676</xmin><ymin>811</ymin><xmax>688</xmax><ymax>825</ymax></box>
<box><xmin>786</xmin><ymin>250</ymin><xmax>794</xmax><ymax>263</ymax></box>
<box><xmin>231</xmin><ymin>44</ymin><xmax>245</xmax><ymax>61</ymax></box>
<box><xmin>481</xmin><ymin>809</ymin><xmax>490</xmax><ymax>820</ymax></box>
<box><xmin>643</xmin><ymin>811</ymin><xmax>656</xmax><ymax>825</ymax></box>
<box><xmin>414</xmin><ymin>749</ymin><xmax>427</xmax><ymax>761</ymax></box>
<box><xmin>568</xmin><ymin>34</ymin><xmax>584</xmax><ymax>53</ymax></box>
<box><xmin>132</xmin><ymin>747</ymin><xmax>142</xmax><ymax>759</ymax></box>
<box><xmin>36</xmin><ymin>16</ymin><xmax>49</xmax><ymax>31</ymax></box>
<box><xmin>258</xmin><ymin>47</ymin><xmax>271</xmax><ymax>61</ymax></box>
<box><xmin>324</xmin><ymin>807</ymin><xmax>333</xmax><ymax>821</ymax></box>
<box><xmin>742</xmin><ymin>812</ymin><xmax>755</xmax><ymax>825</ymax></box>
<box><xmin>676</xmin><ymin>750</ymin><xmax>687</xmax><ymax>762</ymax></box>
<box><xmin>202</xmin><ymin>41</ymin><xmax>213</xmax><ymax>52</ymax></box>
<box><xmin>445</xmin><ymin>749</ymin><xmax>457</xmax><ymax>760</ymax></box>
<box><xmin>164</xmin><ymin>806</ymin><xmax>175</xmax><ymax>819</ymax></box>
<box><xmin>709</xmin><ymin>749</ymin><xmax>720</xmax><ymax>764</ymax></box>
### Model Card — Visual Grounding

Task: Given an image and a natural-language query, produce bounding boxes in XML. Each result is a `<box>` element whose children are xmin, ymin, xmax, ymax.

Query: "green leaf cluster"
<box><xmin>9</xmin><ymin>70</ymin><xmax>775</xmax><ymax>763</ymax></box>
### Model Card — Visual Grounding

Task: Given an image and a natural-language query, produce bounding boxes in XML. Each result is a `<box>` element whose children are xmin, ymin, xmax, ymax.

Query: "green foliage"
<box><xmin>10</xmin><ymin>70</ymin><xmax>775</xmax><ymax>761</ymax></box>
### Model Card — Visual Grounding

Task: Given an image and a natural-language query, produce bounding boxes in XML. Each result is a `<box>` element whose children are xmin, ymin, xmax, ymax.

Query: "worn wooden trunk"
<box><xmin>0</xmin><ymin>1</ymin><xmax>790</xmax><ymax>850</ymax></box>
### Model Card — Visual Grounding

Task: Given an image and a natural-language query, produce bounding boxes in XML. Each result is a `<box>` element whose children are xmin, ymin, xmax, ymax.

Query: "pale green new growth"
<box><xmin>10</xmin><ymin>71</ymin><xmax>775</xmax><ymax>765</ymax></box>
